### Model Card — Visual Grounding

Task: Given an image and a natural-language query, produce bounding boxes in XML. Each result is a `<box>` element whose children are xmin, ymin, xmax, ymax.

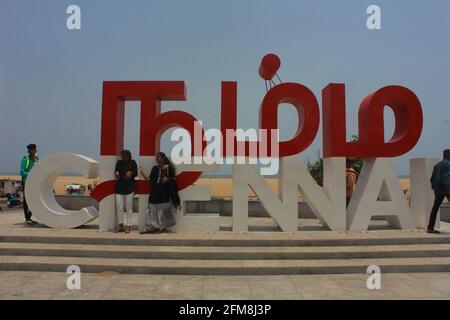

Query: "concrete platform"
<box><xmin>1</xmin><ymin>210</ymin><xmax>450</xmax><ymax>299</ymax></box>
<box><xmin>2</xmin><ymin>242</ymin><xmax>450</xmax><ymax>260</ymax></box>
<box><xmin>1</xmin><ymin>210</ymin><xmax>450</xmax><ymax>276</ymax></box>
<box><xmin>2</xmin><ymin>255</ymin><xmax>450</xmax><ymax>275</ymax></box>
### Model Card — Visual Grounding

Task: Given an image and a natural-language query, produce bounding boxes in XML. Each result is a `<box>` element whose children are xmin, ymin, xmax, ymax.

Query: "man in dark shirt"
<box><xmin>427</xmin><ymin>149</ymin><xmax>450</xmax><ymax>233</ymax></box>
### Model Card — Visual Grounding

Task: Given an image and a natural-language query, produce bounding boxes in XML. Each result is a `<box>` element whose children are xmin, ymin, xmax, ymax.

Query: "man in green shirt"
<box><xmin>20</xmin><ymin>144</ymin><xmax>39</xmax><ymax>225</ymax></box>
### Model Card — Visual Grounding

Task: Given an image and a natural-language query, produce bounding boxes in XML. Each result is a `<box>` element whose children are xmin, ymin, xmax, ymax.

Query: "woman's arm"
<box><xmin>139</xmin><ymin>166</ymin><xmax>149</xmax><ymax>181</ymax></box>
<box><xmin>114</xmin><ymin>161</ymin><xmax>120</xmax><ymax>179</ymax></box>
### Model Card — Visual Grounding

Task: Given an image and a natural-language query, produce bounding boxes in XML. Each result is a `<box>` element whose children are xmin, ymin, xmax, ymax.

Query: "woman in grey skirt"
<box><xmin>139</xmin><ymin>152</ymin><xmax>180</xmax><ymax>233</ymax></box>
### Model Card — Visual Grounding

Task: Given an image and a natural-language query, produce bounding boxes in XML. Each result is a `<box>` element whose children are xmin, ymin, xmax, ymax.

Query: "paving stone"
<box><xmin>1</xmin><ymin>211</ymin><xmax>450</xmax><ymax>299</ymax></box>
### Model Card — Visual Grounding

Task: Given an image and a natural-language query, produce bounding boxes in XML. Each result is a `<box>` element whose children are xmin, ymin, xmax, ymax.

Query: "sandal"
<box><xmin>426</xmin><ymin>229</ymin><xmax>441</xmax><ymax>234</ymax></box>
<box><xmin>114</xmin><ymin>224</ymin><xmax>125</xmax><ymax>233</ymax></box>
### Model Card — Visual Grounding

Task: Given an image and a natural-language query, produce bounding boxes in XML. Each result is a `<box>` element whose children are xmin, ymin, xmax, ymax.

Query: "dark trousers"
<box><xmin>22</xmin><ymin>183</ymin><xmax>32</xmax><ymax>221</ymax></box>
<box><xmin>428</xmin><ymin>193</ymin><xmax>450</xmax><ymax>230</ymax></box>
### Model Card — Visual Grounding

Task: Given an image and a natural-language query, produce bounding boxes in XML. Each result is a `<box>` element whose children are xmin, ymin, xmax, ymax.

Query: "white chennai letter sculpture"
<box><xmin>25</xmin><ymin>153</ymin><xmax>99</xmax><ymax>228</ymax></box>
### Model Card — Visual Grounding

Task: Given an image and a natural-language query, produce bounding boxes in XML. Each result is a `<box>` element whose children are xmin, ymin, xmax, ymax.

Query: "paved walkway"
<box><xmin>1</xmin><ymin>209</ymin><xmax>449</xmax><ymax>238</ymax></box>
<box><xmin>1</xmin><ymin>209</ymin><xmax>450</xmax><ymax>299</ymax></box>
<box><xmin>1</xmin><ymin>271</ymin><xmax>450</xmax><ymax>299</ymax></box>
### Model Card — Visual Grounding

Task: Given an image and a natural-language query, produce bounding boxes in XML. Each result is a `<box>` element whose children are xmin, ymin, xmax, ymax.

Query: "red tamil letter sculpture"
<box><xmin>322</xmin><ymin>83</ymin><xmax>423</xmax><ymax>158</ymax></box>
<box><xmin>91</xmin><ymin>81</ymin><xmax>205</xmax><ymax>202</ymax></box>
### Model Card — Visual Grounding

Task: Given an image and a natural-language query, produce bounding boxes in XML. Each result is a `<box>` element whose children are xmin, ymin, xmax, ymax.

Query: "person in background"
<box><xmin>427</xmin><ymin>149</ymin><xmax>450</xmax><ymax>234</ymax></box>
<box><xmin>346</xmin><ymin>159</ymin><xmax>358</xmax><ymax>207</ymax></box>
<box><xmin>20</xmin><ymin>143</ymin><xmax>39</xmax><ymax>225</ymax></box>
<box><xmin>139</xmin><ymin>152</ymin><xmax>180</xmax><ymax>234</ymax></box>
<box><xmin>114</xmin><ymin>150</ymin><xmax>138</xmax><ymax>233</ymax></box>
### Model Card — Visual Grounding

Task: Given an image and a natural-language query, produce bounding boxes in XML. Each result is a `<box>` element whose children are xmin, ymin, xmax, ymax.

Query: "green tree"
<box><xmin>307</xmin><ymin>135</ymin><xmax>363</xmax><ymax>186</ymax></box>
<box><xmin>307</xmin><ymin>150</ymin><xmax>324</xmax><ymax>186</ymax></box>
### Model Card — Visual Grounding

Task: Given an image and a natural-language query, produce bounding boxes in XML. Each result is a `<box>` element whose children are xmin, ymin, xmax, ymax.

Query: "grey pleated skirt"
<box><xmin>144</xmin><ymin>202</ymin><xmax>176</xmax><ymax>232</ymax></box>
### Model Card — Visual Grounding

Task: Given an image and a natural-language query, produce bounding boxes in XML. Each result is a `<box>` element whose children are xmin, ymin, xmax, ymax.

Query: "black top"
<box><xmin>114</xmin><ymin>159</ymin><xmax>138</xmax><ymax>195</ymax></box>
<box><xmin>148</xmin><ymin>165</ymin><xmax>176</xmax><ymax>204</ymax></box>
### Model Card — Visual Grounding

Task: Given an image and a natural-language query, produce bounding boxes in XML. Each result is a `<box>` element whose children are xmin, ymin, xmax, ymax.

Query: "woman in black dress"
<box><xmin>114</xmin><ymin>150</ymin><xmax>138</xmax><ymax>233</ymax></box>
<box><xmin>139</xmin><ymin>152</ymin><xmax>180</xmax><ymax>233</ymax></box>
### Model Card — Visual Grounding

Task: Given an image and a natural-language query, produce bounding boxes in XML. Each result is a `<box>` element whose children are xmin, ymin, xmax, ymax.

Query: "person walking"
<box><xmin>20</xmin><ymin>143</ymin><xmax>39</xmax><ymax>225</ymax></box>
<box><xmin>427</xmin><ymin>149</ymin><xmax>450</xmax><ymax>234</ymax></box>
<box><xmin>346</xmin><ymin>159</ymin><xmax>358</xmax><ymax>207</ymax></box>
<box><xmin>114</xmin><ymin>150</ymin><xmax>138</xmax><ymax>233</ymax></box>
<box><xmin>139</xmin><ymin>152</ymin><xmax>180</xmax><ymax>234</ymax></box>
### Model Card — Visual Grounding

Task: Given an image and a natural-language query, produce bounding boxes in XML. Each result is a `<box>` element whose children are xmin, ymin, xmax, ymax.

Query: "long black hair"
<box><xmin>157</xmin><ymin>152</ymin><xmax>175</xmax><ymax>174</ymax></box>
<box><xmin>120</xmin><ymin>150</ymin><xmax>132</xmax><ymax>161</ymax></box>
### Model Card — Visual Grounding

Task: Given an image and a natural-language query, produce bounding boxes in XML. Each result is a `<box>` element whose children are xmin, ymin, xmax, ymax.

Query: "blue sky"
<box><xmin>0</xmin><ymin>0</ymin><xmax>449</xmax><ymax>175</ymax></box>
